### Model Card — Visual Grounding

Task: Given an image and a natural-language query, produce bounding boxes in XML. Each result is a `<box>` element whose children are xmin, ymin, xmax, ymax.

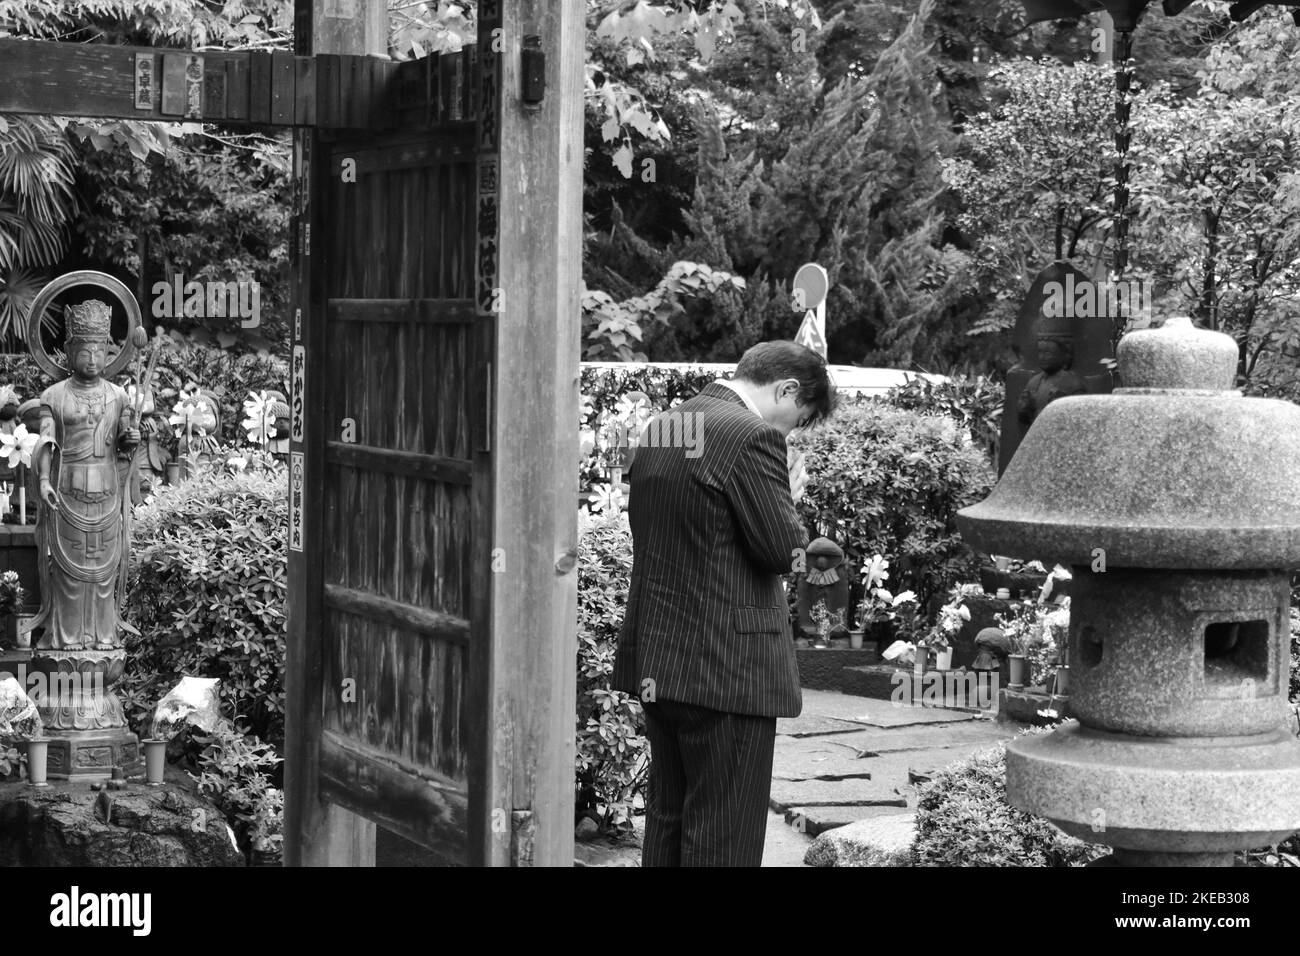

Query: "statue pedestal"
<box><xmin>28</xmin><ymin>647</ymin><xmax>141</xmax><ymax>779</ymax></box>
<box><xmin>43</xmin><ymin>729</ymin><xmax>141</xmax><ymax>780</ymax></box>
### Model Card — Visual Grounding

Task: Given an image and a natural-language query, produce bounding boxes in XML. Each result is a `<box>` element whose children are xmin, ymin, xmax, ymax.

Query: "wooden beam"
<box><xmin>325</xmin><ymin>440</ymin><xmax>473</xmax><ymax>485</ymax></box>
<box><xmin>323</xmin><ymin>584</ymin><xmax>471</xmax><ymax>644</ymax></box>
<box><xmin>319</xmin><ymin>731</ymin><xmax>467</xmax><ymax>863</ymax></box>
<box><xmin>0</xmin><ymin>37</ymin><xmax>416</xmax><ymax>129</ymax></box>
<box><xmin>478</xmin><ymin>0</ymin><xmax>583</xmax><ymax>867</ymax></box>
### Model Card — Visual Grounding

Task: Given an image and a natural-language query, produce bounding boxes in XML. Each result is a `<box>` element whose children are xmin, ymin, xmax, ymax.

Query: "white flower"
<box><xmin>242</xmin><ymin>391</ymin><xmax>275</xmax><ymax>447</ymax></box>
<box><xmin>891</xmin><ymin>590</ymin><xmax>917</xmax><ymax>607</ymax></box>
<box><xmin>861</xmin><ymin>555</ymin><xmax>890</xmax><ymax>590</ymax></box>
<box><xmin>0</xmin><ymin>424</ymin><xmax>37</xmax><ymax>468</ymax></box>
<box><xmin>227</xmin><ymin>456</ymin><xmax>249</xmax><ymax>472</ymax></box>
<box><xmin>587</xmin><ymin>482</ymin><xmax>625</xmax><ymax>516</ymax></box>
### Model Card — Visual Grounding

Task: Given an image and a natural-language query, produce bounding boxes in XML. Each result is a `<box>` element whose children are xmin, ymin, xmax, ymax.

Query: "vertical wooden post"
<box><xmin>477</xmin><ymin>0</ymin><xmax>583</xmax><ymax>866</ymax></box>
<box><xmin>283</xmin><ymin>0</ymin><xmax>381</xmax><ymax>868</ymax></box>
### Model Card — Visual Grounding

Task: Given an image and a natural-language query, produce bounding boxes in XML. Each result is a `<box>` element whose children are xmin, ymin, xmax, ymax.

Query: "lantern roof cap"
<box><xmin>958</xmin><ymin>316</ymin><xmax>1300</xmax><ymax>569</ymax></box>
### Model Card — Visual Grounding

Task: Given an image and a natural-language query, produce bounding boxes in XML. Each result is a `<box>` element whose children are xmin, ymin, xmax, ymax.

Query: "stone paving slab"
<box><xmin>769</xmin><ymin>778</ymin><xmax>908</xmax><ymax>812</ymax></box>
<box><xmin>776</xmin><ymin>713</ymin><xmax>876</xmax><ymax>738</ymax></box>
<box><xmin>784</xmin><ymin>804</ymin><xmax>914</xmax><ymax>837</ymax></box>
<box><xmin>772</xmin><ymin>734</ymin><xmax>877</xmax><ymax>781</ymax></box>
<box><xmin>787</xmin><ymin>720</ymin><xmax>1012</xmax><ymax>757</ymax></box>
<box><xmin>778</xmin><ymin>690</ymin><xmax>982</xmax><ymax>737</ymax></box>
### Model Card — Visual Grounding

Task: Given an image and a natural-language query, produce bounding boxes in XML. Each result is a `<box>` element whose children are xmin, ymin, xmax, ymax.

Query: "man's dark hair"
<box><xmin>734</xmin><ymin>341</ymin><xmax>836</xmax><ymax>425</ymax></box>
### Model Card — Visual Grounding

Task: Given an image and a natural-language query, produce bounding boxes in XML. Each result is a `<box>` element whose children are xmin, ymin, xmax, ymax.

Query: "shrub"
<box><xmin>122</xmin><ymin>463</ymin><xmax>287</xmax><ymax>748</ymax></box>
<box><xmin>575</xmin><ymin>511</ymin><xmax>648</xmax><ymax>829</ymax></box>
<box><xmin>913</xmin><ymin>736</ymin><xmax>1105</xmax><ymax>866</ymax></box>
<box><xmin>191</xmin><ymin>721</ymin><xmax>284</xmax><ymax>860</ymax></box>
<box><xmin>882</xmin><ymin>374</ymin><xmax>1004</xmax><ymax>465</ymax></box>
<box><xmin>579</xmin><ymin>363</ymin><xmax>721</xmax><ymax>490</ymax></box>
<box><xmin>149</xmin><ymin>344</ymin><xmax>289</xmax><ymax>444</ymax></box>
<box><xmin>792</xmin><ymin>402</ymin><xmax>995</xmax><ymax>611</ymax></box>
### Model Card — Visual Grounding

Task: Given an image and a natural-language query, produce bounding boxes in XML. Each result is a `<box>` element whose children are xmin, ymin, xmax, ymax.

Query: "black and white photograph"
<box><xmin>0</xmin><ymin>0</ymin><xmax>1296</xmax><ymax>936</ymax></box>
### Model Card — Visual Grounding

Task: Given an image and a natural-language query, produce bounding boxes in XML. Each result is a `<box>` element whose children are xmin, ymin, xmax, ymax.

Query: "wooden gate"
<box><xmin>0</xmin><ymin>0</ymin><xmax>580</xmax><ymax>867</ymax></box>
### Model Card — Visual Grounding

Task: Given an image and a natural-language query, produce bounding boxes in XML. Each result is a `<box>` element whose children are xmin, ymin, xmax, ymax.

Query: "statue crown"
<box><xmin>64</xmin><ymin>300</ymin><xmax>113</xmax><ymax>344</ymax></box>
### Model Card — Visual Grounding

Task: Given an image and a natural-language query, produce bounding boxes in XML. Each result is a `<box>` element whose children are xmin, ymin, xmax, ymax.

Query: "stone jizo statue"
<box><xmin>1017</xmin><ymin>334</ymin><xmax>1087</xmax><ymax>429</ymax></box>
<box><xmin>796</xmin><ymin>537</ymin><xmax>851</xmax><ymax>643</ymax></box>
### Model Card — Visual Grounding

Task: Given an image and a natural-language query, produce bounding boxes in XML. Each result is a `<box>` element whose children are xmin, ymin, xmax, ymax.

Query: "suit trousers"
<box><xmin>641</xmin><ymin>699</ymin><xmax>777</xmax><ymax>867</ymax></box>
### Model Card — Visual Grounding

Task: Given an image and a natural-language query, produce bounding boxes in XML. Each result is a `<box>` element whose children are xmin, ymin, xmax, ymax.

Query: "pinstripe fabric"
<box><xmin>641</xmin><ymin>700</ymin><xmax>776</xmax><ymax>867</ymax></box>
<box><xmin>612</xmin><ymin>381</ymin><xmax>807</xmax><ymax>718</ymax></box>
<box><xmin>612</xmin><ymin>381</ymin><xmax>807</xmax><ymax>866</ymax></box>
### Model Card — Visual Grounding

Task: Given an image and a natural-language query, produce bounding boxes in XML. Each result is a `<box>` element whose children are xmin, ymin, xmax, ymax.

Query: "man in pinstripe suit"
<box><xmin>613</xmin><ymin>341</ymin><xmax>836</xmax><ymax>866</ymax></box>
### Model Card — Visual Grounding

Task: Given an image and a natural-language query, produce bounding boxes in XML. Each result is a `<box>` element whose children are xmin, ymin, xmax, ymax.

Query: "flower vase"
<box><xmin>1008</xmin><ymin>654</ymin><xmax>1026</xmax><ymax>690</ymax></box>
<box><xmin>166</xmin><ymin>462</ymin><xmax>181</xmax><ymax>485</ymax></box>
<box><xmin>934</xmin><ymin>647</ymin><xmax>953</xmax><ymax>670</ymax></box>
<box><xmin>849</xmin><ymin>630</ymin><xmax>863</xmax><ymax>650</ymax></box>
<box><xmin>1054</xmin><ymin>664</ymin><xmax>1070</xmax><ymax>696</ymax></box>
<box><xmin>913</xmin><ymin>642</ymin><xmax>926</xmax><ymax>676</ymax></box>
<box><xmin>26</xmin><ymin>739</ymin><xmax>49</xmax><ymax>786</ymax></box>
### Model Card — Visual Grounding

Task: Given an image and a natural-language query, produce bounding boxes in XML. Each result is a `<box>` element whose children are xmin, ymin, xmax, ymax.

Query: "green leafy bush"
<box><xmin>149</xmin><ymin>343</ymin><xmax>289</xmax><ymax>444</ymax></box>
<box><xmin>913</xmin><ymin>736</ymin><xmax>1105</xmax><ymax>867</ymax></box>
<box><xmin>579</xmin><ymin>363</ymin><xmax>721</xmax><ymax>489</ymax></box>
<box><xmin>882</xmin><ymin>375</ymin><xmax>1004</xmax><ymax>465</ymax></box>
<box><xmin>122</xmin><ymin>463</ymin><xmax>287</xmax><ymax>748</ymax></box>
<box><xmin>576</xmin><ymin>511</ymin><xmax>647</xmax><ymax>829</ymax></box>
<box><xmin>191</xmin><ymin>722</ymin><xmax>284</xmax><ymax>860</ymax></box>
<box><xmin>793</xmin><ymin>402</ymin><xmax>995</xmax><ymax>611</ymax></box>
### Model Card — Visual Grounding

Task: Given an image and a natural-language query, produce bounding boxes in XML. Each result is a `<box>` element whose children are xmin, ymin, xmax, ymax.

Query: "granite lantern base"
<box><xmin>28</xmin><ymin>647</ymin><xmax>142</xmax><ymax>780</ymax></box>
<box><xmin>1006</xmin><ymin>568</ymin><xmax>1300</xmax><ymax>864</ymax></box>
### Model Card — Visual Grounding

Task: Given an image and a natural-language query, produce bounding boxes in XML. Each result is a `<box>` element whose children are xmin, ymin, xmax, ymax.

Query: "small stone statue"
<box><xmin>796</xmin><ymin>537</ymin><xmax>851</xmax><ymax>643</ymax></box>
<box><xmin>1017</xmin><ymin>333</ymin><xmax>1087</xmax><ymax>429</ymax></box>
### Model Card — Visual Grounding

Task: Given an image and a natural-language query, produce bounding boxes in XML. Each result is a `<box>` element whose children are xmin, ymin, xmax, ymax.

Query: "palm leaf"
<box><xmin>0</xmin><ymin>266</ymin><xmax>54</xmax><ymax>346</ymax></box>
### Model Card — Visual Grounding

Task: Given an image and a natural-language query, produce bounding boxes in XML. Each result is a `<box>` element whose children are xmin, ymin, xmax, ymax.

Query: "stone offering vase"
<box><xmin>958</xmin><ymin>316</ymin><xmax>1300</xmax><ymax>866</ymax></box>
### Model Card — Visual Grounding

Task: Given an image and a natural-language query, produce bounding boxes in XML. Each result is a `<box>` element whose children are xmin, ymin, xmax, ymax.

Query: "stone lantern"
<box><xmin>957</xmin><ymin>316</ymin><xmax>1300</xmax><ymax>866</ymax></box>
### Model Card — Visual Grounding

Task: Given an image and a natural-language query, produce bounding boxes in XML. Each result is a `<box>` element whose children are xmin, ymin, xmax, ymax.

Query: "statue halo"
<box><xmin>26</xmin><ymin>270</ymin><xmax>141</xmax><ymax>382</ymax></box>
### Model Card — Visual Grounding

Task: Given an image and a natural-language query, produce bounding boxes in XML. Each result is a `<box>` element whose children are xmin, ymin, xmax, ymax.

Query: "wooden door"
<box><xmin>285</xmin><ymin>0</ymin><xmax>582</xmax><ymax>867</ymax></box>
<box><xmin>314</xmin><ymin>124</ymin><xmax>482</xmax><ymax>862</ymax></box>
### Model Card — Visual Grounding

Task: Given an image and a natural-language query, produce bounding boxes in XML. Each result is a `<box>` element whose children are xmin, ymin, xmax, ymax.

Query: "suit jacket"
<box><xmin>612</xmin><ymin>382</ymin><xmax>807</xmax><ymax>718</ymax></box>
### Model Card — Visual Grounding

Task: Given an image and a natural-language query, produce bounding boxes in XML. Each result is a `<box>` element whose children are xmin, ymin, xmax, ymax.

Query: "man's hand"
<box><xmin>40</xmin><ymin>478</ymin><xmax>57</xmax><ymax>511</ymax></box>
<box><xmin>120</xmin><ymin>427</ymin><xmax>141</xmax><ymax>449</ymax></box>
<box><xmin>788</xmin><ymin>446</ymin><xmax>808</xmax><ymax>503</ymax></box>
